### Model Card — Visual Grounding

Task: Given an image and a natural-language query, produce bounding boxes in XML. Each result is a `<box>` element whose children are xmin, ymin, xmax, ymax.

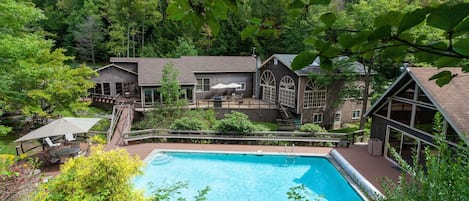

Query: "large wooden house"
<box><xmin>259</xmin><ymin>54</ymin><xmax>369</xmax><ymax>128</ymax></box>
<box><xmin>91</xmin><ymin>56</ymin><xmax>256</xmax><ymax>107</ymax></box>
<box><xmin>366</xmin><ymin>67</ymin><xmax>469</xmax><ymax>166</ymax></box>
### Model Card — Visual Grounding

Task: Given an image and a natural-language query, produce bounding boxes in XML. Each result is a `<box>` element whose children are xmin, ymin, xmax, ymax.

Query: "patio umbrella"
<box><xmin>15</xmin><ymin>117</ymin><xmax>101</xmax><ymax>142</ymax></box>
<box><xmin>226</xmin><ymin>83</ymin><xmax>242</xmax><ymax>88</ymax></box>
<box><xmin>211</xmin><ymin>83</ymin><xmax>228</xmax><ymax>89</ymax></box>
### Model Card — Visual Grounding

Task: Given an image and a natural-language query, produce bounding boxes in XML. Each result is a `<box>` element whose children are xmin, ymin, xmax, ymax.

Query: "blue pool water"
<box><xmin>133</xmin><ymin>152</ymin><xmax>363</xmax><ymax>201</ymax></box>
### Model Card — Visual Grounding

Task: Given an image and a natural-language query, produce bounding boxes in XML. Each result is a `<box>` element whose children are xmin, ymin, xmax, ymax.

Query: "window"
<box><xmin>312</xmin><ymin>113</ymin><xmax>323</xmax><ymax>123</ymax></box>
<box><xmin>352</xmin><ymin>110</ymin><xmax>361</xmax><ymax>120</ymax></box>
<box><xmin>304</xmin><ymin>81</ymin><xmax>326</xmax><ymax>108</ymax></box>
<box><xmin>278</xmin><ymin>76</ymin><xmax>295</xmax><ymax>108</ymax></box>
<box><xmin>196</xmin><ymin>78</ymin><xmax>210</xmax><ymax>92</ymax></box>
<box><xmin>116</xmin><ymin>82</ymin><xmax>123</xmax><ymax>96</ymax></box>
<box><xmin>335</xmin><ymin>112</ymin><xmax>342</xmax><ymax>122</ymax></box>
<box><xmin>260</xmin><ymin>70</ymin><xmax>276</xmax><ymax>103</ymax></box>
<box><xmin>235</xmin><ymin>82</ymin><xmax>246</xmax><ymax>91</ymax></box>
<box><xmin>103</xmin><ymin>83</ymin><xmax>111</xmax><ymax>95</ymax></box>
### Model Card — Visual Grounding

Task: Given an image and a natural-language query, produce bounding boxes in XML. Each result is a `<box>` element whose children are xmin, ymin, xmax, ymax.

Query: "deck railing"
<box><xmin>122</xmin><ymin>129</ymin><xmax>365</xmax><ymax>147</ymax></box>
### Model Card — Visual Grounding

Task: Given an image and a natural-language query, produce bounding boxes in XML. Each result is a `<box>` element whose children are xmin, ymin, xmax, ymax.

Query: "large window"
<box><xmin>385</xmin><ymin>127</ymin><xmax>437</xmax><ymax>166</ymax></box>
<box><xmin>196</xmin><ymin>78</ymin><xmax>210</xmax><ymax>92</ymax></box>
<box><xmin>93</xmin><ymin>82</ymin><xmax>111</xmax><ymax>96</ymax></box>
<box><xmin>278</xmin><ymin>76</ymin><xmax>295</xmax><ymax>108</ymax></box>
<box><xmin>260</xmin><ymin>70</ymin><xmax>276</xmax><ymax>103</ymax></box>
<box><xmin>304</xmin><ymin>81</ymin><xmax>326</xmax><ymax>108</ymax></box>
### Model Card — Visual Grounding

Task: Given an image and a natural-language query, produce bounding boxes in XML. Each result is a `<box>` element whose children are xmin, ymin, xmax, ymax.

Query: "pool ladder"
<box><xmin>284</xmin><ymin>144</ymin><xmax>296</xmax><ymax>155</ymax></box>
<box><xmin>283</xmin><ymin>144</ymin><xmax>296</xmax><ymax>166</ymax></box>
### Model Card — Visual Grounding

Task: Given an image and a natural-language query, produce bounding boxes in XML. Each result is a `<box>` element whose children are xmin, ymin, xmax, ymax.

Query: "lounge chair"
<box><xmin>45</xmin><ymin>137</ymin><xmax>61</xmax><ymax>147</ymax></box>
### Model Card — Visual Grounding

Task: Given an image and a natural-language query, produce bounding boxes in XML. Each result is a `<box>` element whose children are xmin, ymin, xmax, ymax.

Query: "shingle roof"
<box><xmin>95</xmin><ymin>63</ymin><xmax>137</xmax><ymax>75</ymax></box>
<box><xmin>408</xmin><ymin>67</ymin><xmax>469</xmax><ymax>136</ymax></box>
<box><xmin>367</xmin><ymin>67</ymin><xmax>469</xmax><ymax>137</ymax></box>
<box><xmin>109</xmin><ymin>56</ymin><xmax>256</xmax><ymax>86</ymax></box>
<box><xmin>265</xmin><ymin>54</ymin><xmax>367</xmax><ymax>76</ymax></box>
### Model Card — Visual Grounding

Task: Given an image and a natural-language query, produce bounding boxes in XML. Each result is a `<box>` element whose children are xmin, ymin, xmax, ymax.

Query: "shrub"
<box><xmin>170</xmin><ymin>117</ymin><xmax>207</xmax><ymax>130</ymax></box>
<box><xmin>215</xmin><ymin>112</ymin><xmax>254</xmax><ymax>134</ymax></box>
<box><xmin>34</xmin><ymin>146</ymin><xmax>144</xmax><ymax>201</ymax></box>
<box><xmin>299</xmin><ymin>123</ymin><xmax>327</xmax><ymax>133</ymax></box>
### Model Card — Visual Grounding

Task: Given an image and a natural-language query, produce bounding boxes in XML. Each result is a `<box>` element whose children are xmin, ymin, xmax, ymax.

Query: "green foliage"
<box><xmin>158</xmin><ymin>62</ymin><xmax>187</xmax><ymax>108</ymax></box>
<box><xmin>170</xmin><ymin>117</ymin><xmax>208</xmax><ymax>131</ymax></box>
<box><xmin>253</xmin><ymin>122</ymin><xmax>279</xmax><ymax>131</ymax></box>
<box><xmin>0</xmin><ymin>135</ymin><xmax>17</xmax><ymax>155</ymax></box>
<box><xmin>215</xmin><ymin>112</ymin><xmax>254</xmax><ymax>134</ymax></box>
<box><xmin>382</xmin><ymin>112</ymin><xmax>469</xmax><ymax>201</ymax></box>
<box><xmin>149</xmin><ymin>181</ymin><xmax>210</xmax><ymax>201</ymax></box>
<box><xmin>299</xmin><ymin>124</ymin><xmax>327</xmax><ymax>133</ymax></box>
<box><xmin>34</xmin><ymin>146</ymin><xmax>145</xmax><ymax>201</ymax></box>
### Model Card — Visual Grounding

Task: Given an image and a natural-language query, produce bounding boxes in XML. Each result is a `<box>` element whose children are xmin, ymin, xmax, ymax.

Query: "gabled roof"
<box><xmin>367</xmin><ymin>67</ymin><xmax>469</xmax><ymax>136</ymax></box>
<box><xmin>261</xmin><ymin>54</ymin><xmax>367</xmax><ymax>76</ymax></box>
<box><xmin>95</xmin><ymin>63</ymin><xmax>138</xmax><ymax>75</ymax></box>
<box><xmin>109</xmin><ymin>56</ymin><xmax>256</xmax><ymax>86</ymax></box>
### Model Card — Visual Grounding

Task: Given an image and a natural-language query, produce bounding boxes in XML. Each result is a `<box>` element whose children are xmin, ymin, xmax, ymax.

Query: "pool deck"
<box><xmin>40</xmin><ymin>142</ymin><xmax>402</xmax><ymax>196</ymax></box>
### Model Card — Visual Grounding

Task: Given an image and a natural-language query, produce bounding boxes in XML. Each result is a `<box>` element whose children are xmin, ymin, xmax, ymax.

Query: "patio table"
<box><xmin>56</xmin><ymin>147</ymin><xmax>80</xmax><ymax>163</ymax></box>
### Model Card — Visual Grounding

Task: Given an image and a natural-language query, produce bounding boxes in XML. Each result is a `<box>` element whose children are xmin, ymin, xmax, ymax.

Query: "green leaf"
<box><xmin>292</xmin><ymin>52</ymin><xmax>317</xmax><ymax>70</ymax></box>
<box><xmin>240</xmin><ymin>25</ymin><xmax>258</xmax><ymax>40</ymax></box>
<box><xmin>337</xmin><ymin>33</ymin><xmax>355</xmax><ymax>49</ymax></box>
<box><xmin>435</xmin><ymin>57</ymin><xmax>461</xmax><ymax>67</ymax></box>
<box><xmin>288</xmin><ymin>0</ymin><xmax>304</xmax><ymax>9</ymax></box>
<box><xmin>454</xmin><ymin>18</ymin><xmax>469</xmax><ymax>36</ymax></box>
<box><xmin>320</xmin><ymin>12</ymin><xmax>336</xmax><ymax>27</ymax></box>
<box><xmin>382</xmin><ymin>46</ymin><xmax>408</xmax><ymax>61</ymax></box>
<box><xmin>322</xmin><ymin>45</ymin><xmax>341</xmax><ymax>58</ymax></box>
<box><xmin>249</xmin><ymin>18</ymin><xmax>263</xmax><ymax>25</ymax></box>
<box><xmin>319</xmin><ymin>57</ymin><xmax>332</xmax><ymax>71</ymax></box>
<box><xmin>429</xmin><ymin>70</ymin><xmax>453</xmax><ymax>87</ymax></box>
<box><xmin>453</xmin><ymin>38</ymin><xmax>469</xmax><ymax>56</ymax></box>
<box><xmin>398</xmin><ymin>8</ymin><xmax>430</xmax><ymax>34</ymax></box>
<box><xmin>208</xmin><ymin>17</ymin><xmax>221</xmax><ymax>36</ymax></box>
<box><xmin>374</xmin><ymin>11</ymin><xmax>403</xmax><ymax>27</ymax></box>
<box><xmin>303</xmin><ymin>36</ymin><xmax>316</xmax><ymax>46</ymax></box>
<box><xmin>368</xmin><ymin>25</ymin><xmax>391</xmax><ymax>42</ymax></box>
<box><xmin>427</xmin><ymin>3</ymin><xmax>469</xmax><ymax>31</ymax></box>
<box><xmin>212</xmin><ymin>1</ymin><xmax>228</xmax><ymax>20</ymax></box>
<box><xmin>314</xmin><ymin>39</ymin><xmax>328</xmax><ymax>52</ymax></box>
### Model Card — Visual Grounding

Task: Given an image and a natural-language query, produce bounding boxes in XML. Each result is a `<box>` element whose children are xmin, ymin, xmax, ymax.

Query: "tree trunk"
<box><xmin>359</xmin><ymin>58</ymin><xmax>371</xmax><ymax>130</ymax></box>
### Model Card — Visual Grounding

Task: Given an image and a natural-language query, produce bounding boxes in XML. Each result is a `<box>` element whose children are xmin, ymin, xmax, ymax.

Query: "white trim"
<box><xmin>312</xmin><ymin>113</ymin><xmax>323</xmax><ymax>123</ymax></box>
<box><xmin>352</xmin><ymin>109</ymin><xmax>361</xmax><ymax>120</ymax></box>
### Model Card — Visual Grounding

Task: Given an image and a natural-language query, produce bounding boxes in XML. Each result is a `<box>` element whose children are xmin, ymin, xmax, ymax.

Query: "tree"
<box><xmin>157</xmin><ymin>62</ymin><xmax>187</xmax><ymax>120</ymax></box>
<box><xmin>0</xmin><ymin>0</ymin><xmax>96</xmax><ymax>134</ymax></box>
<box><xmin>290</xmin><ymin>1</ymin><xmax>469</xmax><ymax>86</ymax></box>
<box><xmin>215</xmin><ymin>111</ymin><xmax>255</xmax><ymax>134</ymax></box>
<box><xmin>34</xmin><ymin>146</ymin><xmax>144</xmax><ymax>201</ymax></box>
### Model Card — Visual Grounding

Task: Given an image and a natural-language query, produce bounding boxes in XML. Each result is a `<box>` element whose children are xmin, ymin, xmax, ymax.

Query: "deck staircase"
<box><xmin>277</xmin><ymin>104</ymin><xmax>296</xmax><ymax>131</ymax></box>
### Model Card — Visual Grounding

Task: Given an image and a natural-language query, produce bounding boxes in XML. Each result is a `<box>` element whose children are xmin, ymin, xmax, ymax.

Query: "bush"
<box><xmin>170</xmin><ymin>117</ymin><xmax>207</xmax><ymax>130</ymax></box>
<box><xmin>34</xmin><ymin>146</ymin><xmax>144</xmax><ymax>201</ymax></box>
<box><xmin>215</xmin><ymin>112</ymin><xmax>254</xmax><ymax>134</ymax></box>
<box><xmin>299</xmin><ymin>123</ymin><xmax>327</xmax><ymax>133</ymax></box>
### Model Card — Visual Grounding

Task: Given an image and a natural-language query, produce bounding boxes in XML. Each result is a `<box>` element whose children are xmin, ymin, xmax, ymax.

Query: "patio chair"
<box><xmin>45</xmin><ymin>137</ymin><xmax>61</xmax><ymax>147</ymax></box>
<box><xmin>47</xmin><ymin>150</ymin><xmax>60</xmax><ymax>164</ymax></box>
<box><xmin>65</xmin><ymin>133</ymin><xmax>76</xmax><ymax>141</ymax></box>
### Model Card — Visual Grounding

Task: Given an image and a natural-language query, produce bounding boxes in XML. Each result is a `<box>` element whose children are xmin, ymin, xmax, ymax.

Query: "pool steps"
<box><xmin>151</xmin><ymin>153</ymin><xmax>172</xmax><ymax>165</ymax></box>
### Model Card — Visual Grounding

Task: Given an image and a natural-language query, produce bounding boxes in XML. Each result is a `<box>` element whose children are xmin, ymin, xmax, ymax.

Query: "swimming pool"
<box><xmin>133</xmin><ymin>151</ymin><xmax>364</xmax><ymax>201</ymax></box>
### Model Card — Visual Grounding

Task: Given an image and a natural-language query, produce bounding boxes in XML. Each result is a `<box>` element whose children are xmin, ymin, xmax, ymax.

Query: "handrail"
<box><xmin>122</xmin><ymin>129</ymin><xmax>360</xmax><ymax>147</ymax></box>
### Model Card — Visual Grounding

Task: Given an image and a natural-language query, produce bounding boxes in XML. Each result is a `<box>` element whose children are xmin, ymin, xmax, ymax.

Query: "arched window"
<box><xmin>304</xmin><ymin>81</ymin><xmax>326</xmax><ymax>108</ymax></box>
<box><xmin>260</xmin><ymin>70</ymin><xmax>276</xmax><ymax>103</ymax></box>
<box><xmin>279</xmin><ymin>76</ymin><xmax>295</xmax><ymax>108</ymax></box>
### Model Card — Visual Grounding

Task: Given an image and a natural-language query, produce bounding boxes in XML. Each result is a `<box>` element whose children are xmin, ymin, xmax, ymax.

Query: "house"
<box><xmin>91</xmin><ymin>56</ymin><xmax>256</xmax><ymax>107</ymax></box>
<box><xmin>366</xmin><ymin>67</ymin><xmax>469</xmax><ymax>166</ymax></box>
<box><xmin>259</xmin><ymin>54</ymin><xmax>369</xmax><ymax>128</ymax></box>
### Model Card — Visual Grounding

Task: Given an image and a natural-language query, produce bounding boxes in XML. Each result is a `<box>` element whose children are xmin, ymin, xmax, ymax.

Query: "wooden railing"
<box><xmin>122</xmin><ymin>129</ymin><xmax>365</xmax><ymax>147</ymax></box>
